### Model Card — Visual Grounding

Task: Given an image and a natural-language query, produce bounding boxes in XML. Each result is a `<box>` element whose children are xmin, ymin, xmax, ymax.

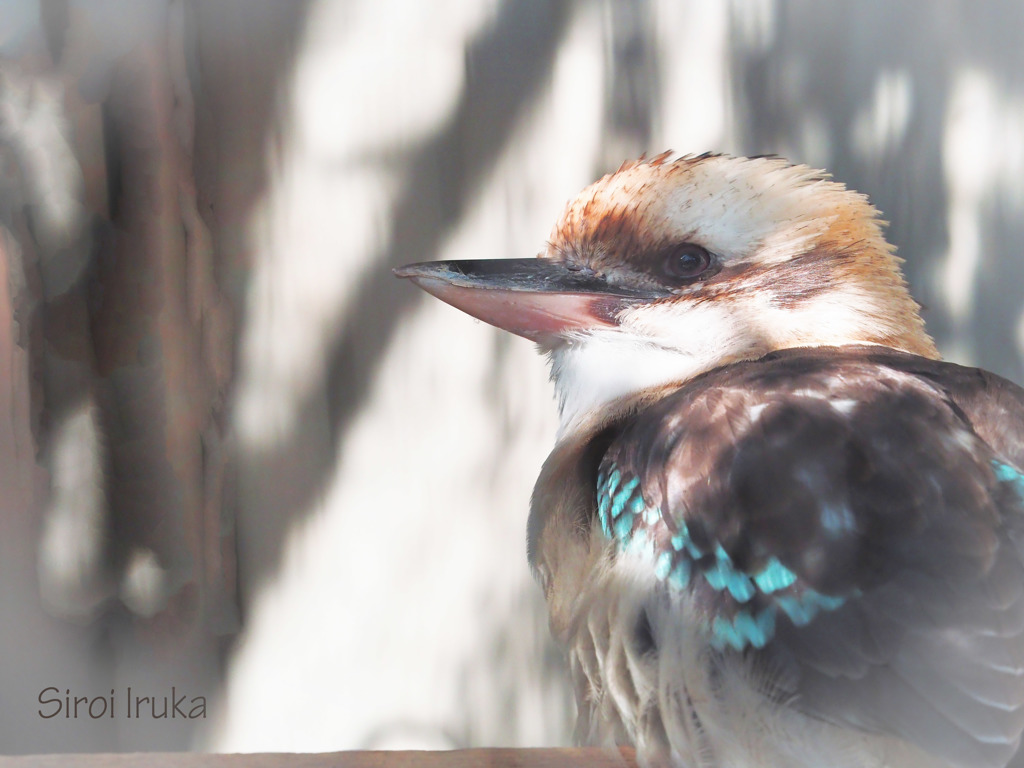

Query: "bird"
<box><xmin>394</xmin><ymin>153</ymin><xmax>1024</xmax><ymax>768</ymax></box>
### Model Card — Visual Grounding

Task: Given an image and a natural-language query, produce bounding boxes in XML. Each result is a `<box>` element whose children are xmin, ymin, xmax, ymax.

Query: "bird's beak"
<box><xmin>394</xmin><ymin>259</ymin><xmax>658</xmax><ymax>342</ymax></box>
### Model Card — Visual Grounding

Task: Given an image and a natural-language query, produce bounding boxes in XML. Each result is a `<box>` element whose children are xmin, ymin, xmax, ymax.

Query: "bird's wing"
<box><xmin>598</xmin><ymin>348</ymin><xmax>1024</xmax><ymax>768</ymax></box>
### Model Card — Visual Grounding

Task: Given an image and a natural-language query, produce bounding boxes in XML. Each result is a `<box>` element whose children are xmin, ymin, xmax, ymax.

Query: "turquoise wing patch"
<box><xmin>596</xmin><ymin>462</ymin><xmax>852</xmax><ymax>651</ymax></box>
<box><xmin>993</xmin><ymin>459</ymin><xmax>1024</xmax><ymax>499</ymax></box>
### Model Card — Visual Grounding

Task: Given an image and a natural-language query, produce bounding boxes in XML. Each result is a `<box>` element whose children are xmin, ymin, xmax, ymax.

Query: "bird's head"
<box><xmin>396</xmin><ymin>153</ymin><xmax>937</xmax><ymax>434</ymax></box>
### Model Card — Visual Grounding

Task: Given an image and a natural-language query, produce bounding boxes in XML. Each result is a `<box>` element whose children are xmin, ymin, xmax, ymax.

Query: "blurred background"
<box><xmin>2</xmin><ymin>0</ymin><xmax>1023</xmax><ymax>755</ymax></box>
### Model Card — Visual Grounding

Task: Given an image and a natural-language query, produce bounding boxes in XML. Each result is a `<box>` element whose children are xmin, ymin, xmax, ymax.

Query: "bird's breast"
<box><xmin>563</xmin><ymin>531</ymin><xmax>943</xmax><ymax>768</ymax></box>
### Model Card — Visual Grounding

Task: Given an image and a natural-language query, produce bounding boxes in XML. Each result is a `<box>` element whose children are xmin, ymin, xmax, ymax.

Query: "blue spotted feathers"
<box><xmin>596</xmin><ymin>462</ymin><xmax>851</xmax><ymax>651</ymax></box>
<box><xmin>597</xmin><ymin>457</ymin><xmax>1024</xmax><ymax>653</ymax></box>
<box><xmin>994</xmin><ymin>459</ymin><xmax>1024</xmax><ymax>499</ymax></box>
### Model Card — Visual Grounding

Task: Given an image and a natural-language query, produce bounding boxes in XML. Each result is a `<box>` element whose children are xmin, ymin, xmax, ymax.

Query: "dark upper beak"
<box><xmin>393</xmin><ymin>258</ymin><xmax>662</xmax><ymax>342</ymax></box>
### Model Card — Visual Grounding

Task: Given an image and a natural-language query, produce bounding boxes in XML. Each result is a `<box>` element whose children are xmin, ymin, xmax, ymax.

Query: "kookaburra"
<box><xmin>395</xmin><ymin>153</ymin><xmax>1024</xmax><ymax>768</ymax></box>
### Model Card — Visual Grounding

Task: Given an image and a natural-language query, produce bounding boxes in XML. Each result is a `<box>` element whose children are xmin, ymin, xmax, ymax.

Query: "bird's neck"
<box><xmin>548</xmin><ymin>289</ymin><xmax>937</xmax><ymax>438</ymax></box>
<box><xmin>548</xmin><ymin>334</ymin><xmax>750</xmax><ymax>438</ymax></box>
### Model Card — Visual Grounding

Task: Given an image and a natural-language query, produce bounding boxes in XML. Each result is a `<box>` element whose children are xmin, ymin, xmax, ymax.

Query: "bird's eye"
<box><xmin>661</xmin><ymin>243</ymin><xmax>712</xmax><ymax>282</ymax></box>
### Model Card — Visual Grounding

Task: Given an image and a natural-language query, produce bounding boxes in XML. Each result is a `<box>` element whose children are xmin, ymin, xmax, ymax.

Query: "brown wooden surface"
<box><xmin>1</xmin><ymin>749</ymin><xmax>637</xmax><ymax>768</ymax></box>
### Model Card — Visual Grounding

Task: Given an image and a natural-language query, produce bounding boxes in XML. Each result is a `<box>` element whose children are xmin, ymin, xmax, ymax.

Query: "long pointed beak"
<box><xmin>393</xmin><ymin>259</ymin><xmax>660</xmax><ymax>342</ymax></box>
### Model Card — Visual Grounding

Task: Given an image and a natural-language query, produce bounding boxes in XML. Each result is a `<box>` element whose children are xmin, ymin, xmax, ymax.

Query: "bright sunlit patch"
<box><xmin>654</xmin><ymin>0</ymin><xmax>734</xmax><ymax>152</ymax></box>
<box><xmin>233</xmin><ymin>167</ymin><xmax>396</xmax><ymax>448</ymax></box>
<box><xmin>293</xmin><ymin>0</ymin><xmax>499</xmax><ymax>158</ymax></box>
<box><xmin>852</xmin><ymin>70</ymin><xmax>913</xmax><ymax>159</ymax></box>
<box><xmin>120</xmin><ymin>548</ymin><xmax>168</xmax><ymax>619</ymax></box>
<box><xmin>941</xmin><ymin>70</ymin><xmax>1024</xmax><ymax>363</ymax></box>
<box><xmin>941</xmin><ymin>70</ymin><xmax>997</xmax><ymax>327</ymax></box>
<box><xmin>37</xmin><ymin>401</ymin><xmax>108</xmax><ymax>619</ymax></box>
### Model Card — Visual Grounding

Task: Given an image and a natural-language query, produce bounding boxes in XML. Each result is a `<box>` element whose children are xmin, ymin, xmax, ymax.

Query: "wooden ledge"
<box><xmin>0</xmin><ymin>749</ymin><xmax>638</xmax><ymax>768</ymax></box>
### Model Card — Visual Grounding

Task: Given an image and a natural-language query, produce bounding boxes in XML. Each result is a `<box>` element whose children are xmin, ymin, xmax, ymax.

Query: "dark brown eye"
<box><xmin>661</xmin><ymin>243</ymin><xmax>712</xmax><ymax>281</ymax></box>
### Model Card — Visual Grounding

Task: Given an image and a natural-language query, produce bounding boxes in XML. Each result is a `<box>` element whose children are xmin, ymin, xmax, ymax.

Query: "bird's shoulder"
<box><xmin>598</xmin><ymin>344</ymin><xmax>1024</xmax><ymax>614</ymax></box>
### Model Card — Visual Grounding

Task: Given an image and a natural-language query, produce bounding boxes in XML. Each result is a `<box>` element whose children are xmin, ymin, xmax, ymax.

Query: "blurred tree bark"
<box><xmin>0</xmin><ymin>0</ymin><xmax>304</xmax><ymax>751</ymax></box>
